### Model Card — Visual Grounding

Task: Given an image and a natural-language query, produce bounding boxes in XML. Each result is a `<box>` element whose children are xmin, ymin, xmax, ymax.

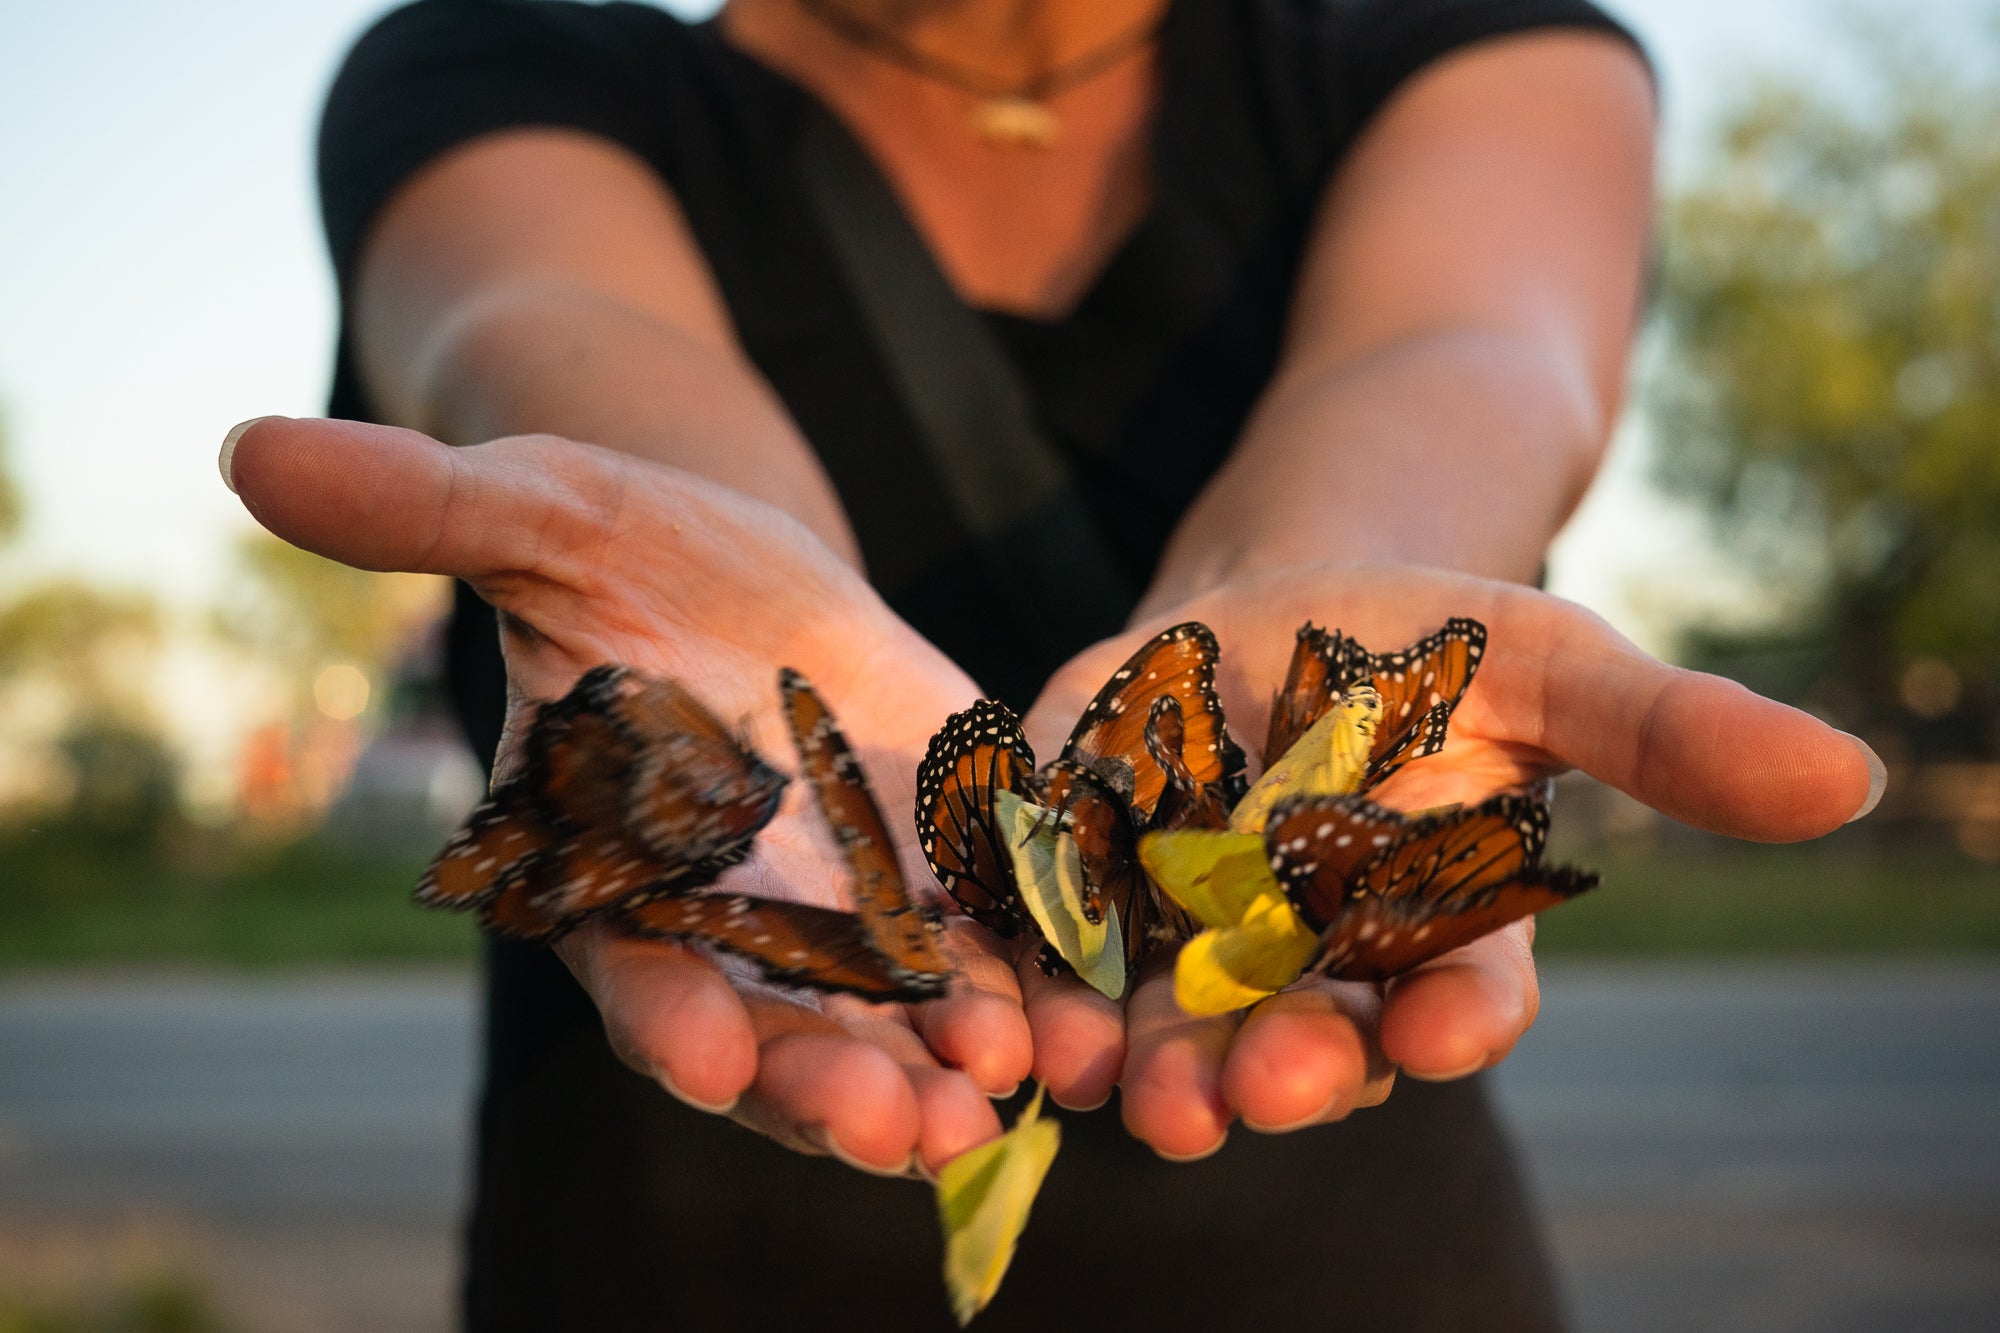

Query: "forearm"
<box><xmin>1137</xmin><ymin>326</ymin><xmax>1612</xmax><ymax>617</ymax></box>
<box><xmin>379</xmin><ymin>281</ymin><xmax>864</xmax><ymax>569</ymax></box>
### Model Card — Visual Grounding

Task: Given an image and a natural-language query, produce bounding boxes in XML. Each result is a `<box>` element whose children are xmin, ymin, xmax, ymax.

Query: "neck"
<box><xmin>732</xmin><ymin>0</ymin><xmax>1167</xmax><ymax>88</ymax></box>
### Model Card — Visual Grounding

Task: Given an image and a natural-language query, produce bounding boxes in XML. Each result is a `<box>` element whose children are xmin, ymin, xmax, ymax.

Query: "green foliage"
<box><xmin>53</xmin><ymin>721</ymin><xmax>182</xmax><ymax>849</ymax></box>
<box><xmin>0</xmin><ymin>581</ymin><xmax>157</xmax><ymax>683</ymax></box>
<box><xmin>1655</xmin><ymin>21</ymin><xmax>2000</xmax><ymax>739</ymax></box>
<box><xmin>0</xmin><ymin>1273</ymin><xmax>227</xmax><ymax>1333</ymax></box>
<box><xmin>215</xmin><ymin>531</ymin><xmax>440</xmax><ymax>679</ymax></box>
<box><xmin>0</xmin><ymin>412</ymin><xmax>21</xmax><ymax>548</ymax></box>
<box><xmin>0</xmin><ymin>828</ymin><xmax>475</xmax><ymax>969</ymax></box>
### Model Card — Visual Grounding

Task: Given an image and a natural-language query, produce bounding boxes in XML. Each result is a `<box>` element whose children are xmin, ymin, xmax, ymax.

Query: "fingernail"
<box><xmin>986</xmin><ymin>1081</ymin><xmax>1022</xmax><ymax>1101</ymax></box>
<box><xmin>1405</xmin><ymin>1055</ymin><xmax>1486</xmax><ymax>1083</ymax></box>
<box><xmin>654</xmin><ymin>1067</ymin><xmax>739</xmax><ymax>1116</ymax></box>
<box><xmin>798</xmin><ymin>1123</ymin><xmax>912</xmax><ymax>1178</ymax></box>
<box><xmin>1243</xmin><ymin>1091</ymin><xmax>1341</xmax><ymax>1134</ymax></box>
<box><xmin>218</xmin><ymin>415</ymin><xmax>284</xmax><ymax>494</ymax></box>
<box><xmin>1154</xmin><ymin>1132</ymin><xmax>1227</xmax><ymax>1164</ymax></box>
<box><xmin>1050</xmin><ymin>1090</ymin><xmax>1111</xmax><ymax>1113</ymax></box>
<box><xmin>1845</xmin><ymin>736</ymin><xmax>1888</xmax><ymax>823</ymax></box>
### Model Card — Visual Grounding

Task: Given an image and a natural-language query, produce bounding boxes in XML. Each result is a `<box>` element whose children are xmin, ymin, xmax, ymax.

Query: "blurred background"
<box><xmin>0</xmin><ymin>1</ymin><xmax>1994</xmax><ymax>1329</ymax></box>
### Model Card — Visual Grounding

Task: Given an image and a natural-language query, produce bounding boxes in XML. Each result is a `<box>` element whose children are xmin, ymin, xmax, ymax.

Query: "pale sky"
<box><xmin>0</xmin><ymin>0</ymin><xmax>1987</xmax><ymax>653</ymax></box>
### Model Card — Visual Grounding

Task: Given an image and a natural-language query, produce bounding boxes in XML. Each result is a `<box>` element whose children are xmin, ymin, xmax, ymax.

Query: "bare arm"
<box><xmin>1140</xmin><ymin>30</ymin><xmax>1655</xmax><ymax>613</ymax></box>
<box><xmin>332</xmin><ymin>129</ymin><xmax>1137</xmax><ymax>1169</ymax></box>
<box><xmin>1069</xmin><ymin>31</ymin><xmax>1665</xmax><ymax>1156</ymax></box>
<box><xmin>351</xmin><ymin>127</ymin><xmax>863</xmax><ymax>566</ymax></box>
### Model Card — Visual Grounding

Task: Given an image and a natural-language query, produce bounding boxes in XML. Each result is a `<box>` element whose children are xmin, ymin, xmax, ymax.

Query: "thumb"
<box><xmin>1495</xmin><ymin>591</ymin><xmax>1885</xmax><ymax>843</ymax></box>
<box><xmin>219</xmin><ymin>415</ymin><xmax>612</xmax><ymax>582</ymax></box>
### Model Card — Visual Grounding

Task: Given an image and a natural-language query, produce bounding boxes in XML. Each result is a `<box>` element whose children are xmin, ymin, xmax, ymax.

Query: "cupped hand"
<box><xmin>220</xmin><ymin>415</ymin><xmax>1108</xmax><ymax>1177</ymax></box>
<box><xmin>1024</xmin><ymin>563</ymin><xmax>1884</xmax><ymax>1159</ymax></box>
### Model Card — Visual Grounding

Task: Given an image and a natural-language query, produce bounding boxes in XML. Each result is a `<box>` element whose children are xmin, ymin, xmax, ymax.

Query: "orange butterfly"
<box><xmin>1265</xmin><ymin>618</ymin><xmax>1486</xmax><ymax>784</ymax></box>
<box><xmin>1264</xmin><ymin>791</ymin><xmax>1595</xmax><ymax>983</ymax></box>
<box><xmin>1062</xmin><ymin>622</ymin><xmax>1248</xmax><ymax>825</ymax></box>
<box><xmin>418</xmin><ymin>665</ymin><xmax>950</xmax><ymax>1001</ymax></box>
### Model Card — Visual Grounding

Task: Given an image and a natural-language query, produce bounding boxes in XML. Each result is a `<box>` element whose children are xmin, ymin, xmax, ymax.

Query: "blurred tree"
<box><xmin>0</xmin><ymin>579</ymin><xmax>159</xmax><ymax>698</ymax></box>
<box><xmin>215</xmin><ymin>531</ymin><xmax>445</xmax><ymax>711</ymax></box>
<box><xmin>1655</xmin><ymin>17</ymin><xmax>1999</xmax><ymax>755</ymax></box>
<box><xmin>0</xmin><ymin>411</ymin><xmax>21</xmax><ymax>547</ymax></box>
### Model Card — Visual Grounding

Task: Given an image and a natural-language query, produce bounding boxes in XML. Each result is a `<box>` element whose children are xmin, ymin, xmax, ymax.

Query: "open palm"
<box><xmin>1020</xmin><ymin>564</ymin><xmax>1882</xmax><ymax>1158</ymax></box>
<box><xmin>222</xmin><ymin>415</ymin><xmax>1115</xmax><ymax>1176</ymax></box>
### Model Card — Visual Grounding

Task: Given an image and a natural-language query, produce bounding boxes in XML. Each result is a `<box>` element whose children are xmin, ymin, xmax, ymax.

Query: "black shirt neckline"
<box><xmin>687</xmin><ymin>0</ymin><xmax>1246</xmax><ymax>334</ymax></box>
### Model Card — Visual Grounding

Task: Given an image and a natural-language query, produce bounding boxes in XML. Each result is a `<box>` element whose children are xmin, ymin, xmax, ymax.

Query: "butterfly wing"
<box><xmin>1063</xmin><ymin>622</ymin><xmax>1247</xmax><ymax>824</ymax></box>
<box><xmin>1360</xmin><ymin>618</ymin><xmax>1486</xmax><ymax>782</ymax></box>
<box><xmin>1266</xmin><ymin>792</ymin><xmax>1594</xmax><ymax>983</ymax></box>
<box><xmin>591</xmin><ymin>667</ymin><xmax>791</xmax><ymax>864</ymax></box>
<box><xmin>781</xmin><ymin>669</ymin><xmax>952</xmax><ymax>987</ymax></box>
<box><xmin>1263</xmin><ymin>623</ymin><xmax>1367</xmax><ymax>764</ymax></box>
<box><xmin>1316</xmin><ymin>863</ymin><xmax>1596</xmax><ymax>983</ymax></box>
<box><xmin>418</xmin><ymin>666</ymin><xmax>785</xmax><ymax>941</ymax></box>
<box><xmin>615</xmin><ymin>892</ymin><xmax>947</xmax><ymax>1001</ymax></box>
<box><xmin>1032</xmin><ymin>757</ymin><xmax>1170</xmax><ymax>963</ymax></box>
<box><xmin>415</xmin><ymin>783</ymin><xmax>550</xmax><ymax>914</ymax></box>
<box><xmin>915</xmin><ymin>700</ymin><xmax>1038</xmax><ymax>936</ymax></box>
<box><xmin>1142</xmin><ymin>695</ymin><xmax>1232</xmax><ymax>832</ymax></box>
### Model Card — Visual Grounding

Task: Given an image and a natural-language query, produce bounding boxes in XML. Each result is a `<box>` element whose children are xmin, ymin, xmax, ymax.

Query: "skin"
<box><xmin>229</xmin><ymin>0</ymin><xmax>1882</xmax><ymax>1172</ymax></box>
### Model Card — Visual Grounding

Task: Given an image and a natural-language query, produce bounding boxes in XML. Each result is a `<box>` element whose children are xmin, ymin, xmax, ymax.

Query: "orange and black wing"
<box><xmin>1062</xmin><ymin>622</ymin><xmax>1247</xmax><ymax>823</ymax></box>
<box><xmin>1142</xmin><ymin>696</ymin><xmax>1232</xmax><ymax>832</ymax></box>
<box><xmin>1262</xmin><ymin>794</ymin><xmax>1412</xmax><ymax>929</ymax></box>
<box><xmin>1263</xmin><ymin>623</ymin><xmax>1371</xmax><ymax>764</ymax></box>
<box><xmin>1359</xmin><ymin>618</ymin><xmax>1486</xmax><ymax>783</ymax></box>
<box><xmin>415</xmin><ymin>781</ymin><xmax>553</xmax><ymax>915</ymax></box>
<box><xmin>1268</xmin><ymin>792</ymin><xmax>1594</xmax><ymax>983</ymax></box>
<box><xmin>416</xmin><ymin>665</ymin><xmax>786</xmax><ymax>942</ymax></box>
<box><xmin>614</xmin><ymin>892</ymin><xmax>948</xmax><ymax>1002</ymax></box>
<box><xmin>915</xmin><ymin>699</ymin><xmax>1038</xmax><ymax>936</ymax></box>
<box><xmin>781</xmin><ymin>669</ymin><xmax>952</xmax><ymax>988</ymax></box>
<box><xmin>595</xmin><ymin>667</ymin><xmax>790</xmax><ymax>866</ymax></box>
<box><xmin>1315</xmin><ymin>862</ymin><xmax>1594</xmax><ymax>983</ymax></box>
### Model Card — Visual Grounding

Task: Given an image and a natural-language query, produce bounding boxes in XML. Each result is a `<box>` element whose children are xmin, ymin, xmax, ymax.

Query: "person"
<box><xmin>221</xmin><ymin>0</ymin><xmax>1882</xmax><ymax>1326</ymax></box>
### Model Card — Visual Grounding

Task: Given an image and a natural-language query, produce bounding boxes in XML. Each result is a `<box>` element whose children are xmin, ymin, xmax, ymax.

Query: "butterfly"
<box><xmin>418</xmin><ymin>665</ymin><xmax>950</xmax><ymax>1001</ymax></box>
<box><xmin>1264</xmin><ymin>618</ymin><xmax>1486</xmax><ymax>786</ymax></box>
<box><xmin>418</xmin><ymin>665</ymin><xmax>787</xmax><ymax>938</ymax></box>
<box><xmin>780</xmin><ymin>668</ymin><xmax>953</xmax><ymax>990</ymax></box>
<box><xmin>914</xmin><ymin>699</ymin><xmax>1039</xmax><ymax>937</ymax></box>
<box><xmin>1264</xmin><ymin>791</ymin><xmax>1597</xmax><ymax>984</ymax></box>
<box><xmin>1062</xmin><ymin>622</ymin><xmax>1248</xmax><ymax>826</ymax></box>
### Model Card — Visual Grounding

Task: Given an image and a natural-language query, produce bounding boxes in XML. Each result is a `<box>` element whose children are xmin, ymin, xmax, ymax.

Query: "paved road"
<box><xmin>1</xmin><ymin>964</ymin><xmax>1995</xmax><ymax>1331</ymax></box>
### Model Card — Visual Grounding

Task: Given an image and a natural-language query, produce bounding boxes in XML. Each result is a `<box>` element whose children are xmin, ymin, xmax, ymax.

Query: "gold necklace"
<box><xmin>795</xmin><ymin>0</ymin><xmax>1167</xmax><ymax>149</ymax></box>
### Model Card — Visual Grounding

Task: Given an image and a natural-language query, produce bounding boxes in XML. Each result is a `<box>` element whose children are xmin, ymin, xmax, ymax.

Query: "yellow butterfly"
<box><xmin>1140</xmin><ymin>688</ymin><xmax>1382</xmax><ymax>1016</ymax></box>
<box><xmin>994</xmin><ymin>790</ymin><xmax>1126</xmax><ymax>999</ymax></box>
<box><xmin>936</xmin><ymin>1086</ymin><xmax>1061</xmax><ymax>1326</ymax></box>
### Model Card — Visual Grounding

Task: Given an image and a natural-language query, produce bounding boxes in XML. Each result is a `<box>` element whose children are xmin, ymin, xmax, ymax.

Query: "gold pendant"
<box><xmin>972</xmin><ymin>97</ymin><xmax>1060</xmax><ymax>150</ymax></box>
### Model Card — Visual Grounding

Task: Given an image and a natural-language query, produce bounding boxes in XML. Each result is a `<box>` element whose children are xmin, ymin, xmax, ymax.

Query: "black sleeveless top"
<box><xmin>321</xmin><ymin>2</ymin><xmax>1636</xmax><ymax>1327</ymax></box>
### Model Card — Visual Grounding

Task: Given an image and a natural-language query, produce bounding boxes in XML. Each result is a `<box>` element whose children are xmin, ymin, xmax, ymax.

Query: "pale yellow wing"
<box><xmin>936</xmin><ymin>1086</ymin><xmax>1062</xmax><ymax>1326</ymax></box>
<box><xmin>1141</xmin><ymin>827</ymin><xmax>1322</xmax><ymax>1017</ymax></box>
<box><xmin>996</xmin><ymin>791</ymin><xmax>1126</xmax><ymax>999</ymax></box>
<box><xmin>1230</xmin><ymin>686</ymin><xmax>1382</xmax><ymax>834</ymax></box>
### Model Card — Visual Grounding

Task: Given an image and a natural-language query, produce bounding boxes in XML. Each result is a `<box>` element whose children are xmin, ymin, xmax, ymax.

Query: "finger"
<box><xmin>221</xmin><ymin>415</ymin><xmax>617</xmax><ymax>583</ymax></box>
<box><xmin>1378</xmin><ymin>918</ymin><xmax>1539</xmax><ymax>1080</ymax></box>
<box><xmin>1118</xmin><ymin>964</ymin><xmax>1239</xmax><ymax>1160</ymax></box>
<box><xmin>735</xmin><ymin>998</ymin><xmax>922</xmax><ymax>1175</ymax></box>
<box><xmin>559</xmin><ymin>928</ymin><xmax>759</xmax><ymax>1114</ymax></box>
<box><xmin>1223</xmin><ymin>979</ymin><xmax>1394</xmax><ymax>1132</ymax></box>
<box><xmin>908</xmin><ymin>920</ymin><xmax>1036</xmax><ymax>1096</ymax></box>
<box><xmin>1481</xmin><ymin>587</ymin><xmax>1881</xmax><ymax>841</ymax></box>
<box><xmin>819</xmin><ymin>1007</ymin><xmax>1008</xmax><ymax>1176</ymax></box>
<box><xmin>1017</xmin><ymin>951</ymin><xmax>1125</xmax><ymax>1112</ymax></box>
<box><xmin>906</xmin><ymin>1065</ymin><xmax>1008</xmax><ymax>1178</ymax></box>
